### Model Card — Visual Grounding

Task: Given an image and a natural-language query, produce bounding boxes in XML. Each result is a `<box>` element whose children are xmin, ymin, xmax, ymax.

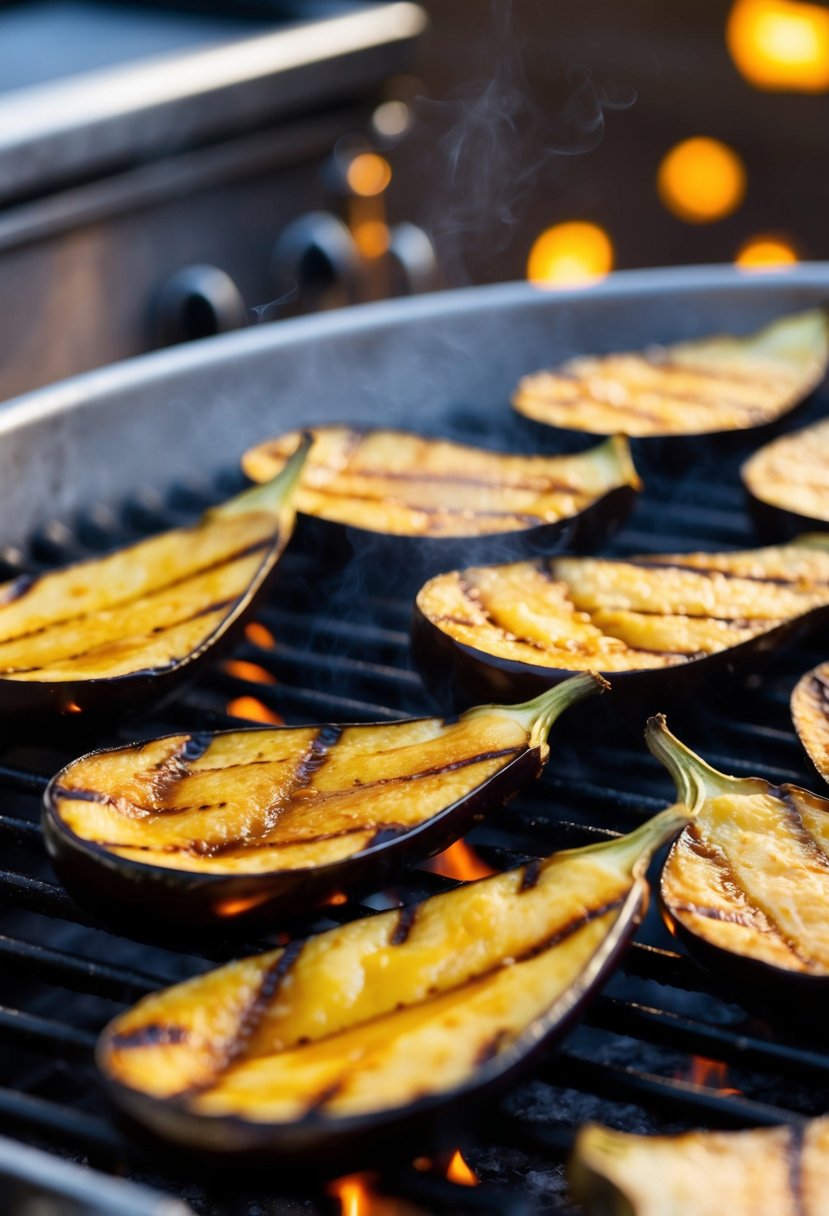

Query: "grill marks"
<box><xmin>743</xmin><ymin>415</ymin><xmax>829</xmax><ymax>525</ymax></box>
<box><xmin>792</xmin><ymin>662</ymin><xmax>829</xmax><ymax>783</ymax></box>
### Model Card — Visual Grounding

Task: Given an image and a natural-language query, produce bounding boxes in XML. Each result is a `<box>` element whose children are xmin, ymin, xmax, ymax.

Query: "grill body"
<box><xmin>2</xmin><ymin>265</ymin><xmax>829</xmax><ymax>1213</ymax></box>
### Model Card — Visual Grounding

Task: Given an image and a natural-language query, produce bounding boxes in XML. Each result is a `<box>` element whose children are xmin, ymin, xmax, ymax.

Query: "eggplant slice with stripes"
<box><xmin>241</xmin><ymin>426</ymin><xmax>641</xmax><ymax>574</ymax></box>
<box><xmin>97</xmin><ymin>802</ymin><xmax>692</xmax><ymax>1163</ymax></box>
<box><xmin>651</xmin><ymin>715</ymin><xmax>829</xmax><ymax>1018</ymax></box>
<box><xmin>413</xmin><ymin>538</ymin><xmax>829</xmax><ymax>706</ymax></box>
<box><xmin>44</xmin><ymin>673</ymin><xmax>602</xmax><ymax>926</ymax></box>
<box><xmin>570</xmin><ymin>1119</ymin><xmax>829</xmax><ymax>1216</ymax></box>
<box><xmin>792</xmin><ymin>660</ymin><xmax>829</xmax><ymax>784</ymax></box>
<box><xmin>0</xmin><ymin>439</ymin><xmax>310</xmax><ymax>721</ymax></box>
<box><xmin>512</xmin><ymin>308</ymin><xmax>829</xmax><ymax>457</ymax></box>
<box><xmin>743</xmin><ymin>416</ymin><xmax>829</xmax><ymax>541</ymax></box>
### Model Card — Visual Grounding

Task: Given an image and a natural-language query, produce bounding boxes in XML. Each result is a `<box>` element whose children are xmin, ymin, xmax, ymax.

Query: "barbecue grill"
<box><xmin>3</xmin><ymin>264</ymin><xmax>829</xmax><ymax>1214</ymax></box>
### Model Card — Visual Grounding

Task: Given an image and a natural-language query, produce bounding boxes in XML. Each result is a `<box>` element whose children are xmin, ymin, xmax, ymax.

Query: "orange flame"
<box><xmin>226</xmin><ymin>696</ymin><xmax>284</xmax><ymax>725</ymax></box>
<box><xmin>727</xmin><ymin>0</ymin><xmax>829</xmax><ymax>91</ymax></box>
<box><xmin>427</xmin><ymin>840</ymin><xmax>497</xmax><ymax>882</ymax></box>
<box><xmin>685</xmin><ymin>1056</ymin><xmax>742</xmax><ymax>1095</ymax></box>
<box><xmin>446</xmin><ymin>1150</ymin><xmax>478</xmax><ymax>1187</ymax></box>
<box><xmin>327</xmin><ymin>1173</ymin><xmax>404</xmax><ymax>1216</ymax></box>
<box><xmin>324</xmin><ymin>891</ymin><xmax>348</xmax><ymax>907</ymax></box>
<box><xmin>64</xmin><ymin>702</ymin><xmax>83</xmax><ymax>714</ymax></box>
<box><xmin>213</xmin><ymin>892</ymin><xmax>275</xmax><ymax>918</ymax></box>
<box><xmin>245</xmin><ymin>621</ymin><xmax>276</xmax><ymax>649</ymax></box>
<box><xmin>224</xmin><ymin>659</ymin><xmax>276</xmax><ymax>685</ymax></box>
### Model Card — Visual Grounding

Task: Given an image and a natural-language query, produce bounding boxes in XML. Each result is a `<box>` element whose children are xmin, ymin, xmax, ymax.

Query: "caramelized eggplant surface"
<box><xmin>241</xmin><ymin>427</ymin><xmax>640</xmax><ymax>563</ymax></box>
<box><xmin>513</xmin><ymin>307</ymin><xmax>829</xmax><ymax>440</ymax></box>
<box><xmin>743</xmin><ymin>417</ymin><xmax>829</xmax><ymax>540</ymax></box>
<box><xmin>792</xmin><ymin>661</ymin><xmax>829</xmax><ymax>783</ymax></box>
<box><xmin>98</xmin><ymin>805</ymin><xmax>691</xmax><ymax>1160</ymax></box>
<box><xmin>0</xmin><ymin>441</ymin><xmax>309</xmax><ymax>719</ymax></box>
<box><xmin>413</xmin><ymin>538</ymin><xmax>829</xmax><ymax>704</ymax></box>
<box><xmin>570</xmin><ymin>1120</ymin><xmax>829</xmax><ymax>1216</ymax></box>
<box><xmin>43</xmin><ymin>675</ymin><xmax>600</xmax><ymax>925</ymax></box>
<box><xmin>651</xmin><ymin>715</ymin><xmax>829</xmax><ymax>1010</ymax></box>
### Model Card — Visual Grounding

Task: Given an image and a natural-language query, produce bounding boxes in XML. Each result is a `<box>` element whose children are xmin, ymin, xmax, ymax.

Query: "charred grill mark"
<box><xmin>0</xmin><ymin>572</ymin><xmax>39</xmax><ymax>605</ymax></box>
<box><xmin>221</xmin><ymin>940</ymin><xmax>303</xmax><ymax>1073</ymax></box>
<box><xmin>475</xmin><ymin>1028</ymin><xmax>510</xmax><ymax>1065</ymax></box>
<box><xmin>519</xmin><ymin>858</ymin><xmax>543</xmax><ymax>891</ymax></box>
<box><xmin>810</xmin><ymin>671</ymin><xmax>829</xmax><ymax>712</ymax></box>
<box><xmin>528</xmin><ymin>896</ymin><xmax>626</xmax><ymax>957</ymax></box>
<box><xmin>787</xmin><ymin>1125</ymin><xmax>807</xmax><ymax>1216</ymax></box>
<box><xmin>301</xmin><ymin>1080</ymin><xmax>344</xmax><ymax>1119</ymax></box>
<box><xmin>147</xmin><ymin>732</ymin><xmax>216</xmax><ymax>804</ymax></box>
<box><xmin>316</xmin><ymin>465</ymin><xmax>591</xmax><ymax>496</ymax></box>
<box><xmin>391</xmin><ymin>903</ymin><xmax>417</xmax><ymax>946</ymax></box>
<box><xmin>625</xmin><ymin>557</ymin><xmax>829</xmax><ymax>588</ymax></box>
<box><xmin>457</xmin><ymin>574</ymin><xmax>551</xmax><ymax>654</ymax></box>
<box><xmin>669</xmin><ymin>900</ymin><xmax>769</xmax><ymax>929</ymax></box>
<box><xmin>642</xmin><ymin>354</ymin><xmax>791</xmax><ymax>389</ymax></box>
<box><xmin>294</xmin><ymin>724</ymin><xmax>342</xmax><ymax>787</ymax></box>
<box><xmin>110</xmin><ymin>1022</ymin><xmax>189</xmax><ymax>1050</ymax></box>
<box><xmin>774</xmin><ymin>788</ymin><xmax>829</xmax><ymax>874</ymax></box>
<box><xmin>0</xmin><ymin>537</ymin><xmax>270</xmax><ymax>650</ymax></box>
<box><xmin>309</xmin><ymin>484</ymin><xmax>548</xmax><ymax>526</ymax></box>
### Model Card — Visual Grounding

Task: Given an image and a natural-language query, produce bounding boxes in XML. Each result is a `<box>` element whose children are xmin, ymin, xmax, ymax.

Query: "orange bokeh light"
<box><xmin>353</xmin><ymin>218</ymin><xmax>391</xmax><ymax>259</ymax></box>
<box><xmin>727</xmin><ymin>0</ymin><xmax>829</xmax><ymax>91</ymax></box>
<box><xmin>346</xmin><ymin>152</ymin><xmax>392</xmax><ymax>197</ymax></box>
<box><xmin>657</xmin><ymin>137</ymin><xmax>746</xmax><ymax>224</ymax></box>
<box><xmin>735</xmin><ymin>233</ymin><xmax>799</xmax><ymax>269</ymax></box>
<box><xmin>427</xmin><ymin>840</ymin><xmax>497</xmax><ymax>882</ymax></box>
<box><xmin>225</xmin><ymin>696</ymin><xmax>284</xmax><ymax>725</ymax></box>
<box><xmin>526</xmin><ymin>221</ymin><xmax>614</xmax><ymax>288</ymax></box>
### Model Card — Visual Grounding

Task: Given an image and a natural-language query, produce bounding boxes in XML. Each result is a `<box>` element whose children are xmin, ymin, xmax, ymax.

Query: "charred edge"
<box><xmin>625</xmin><ymin>557</ymin><xmax>829</xmax><ymax>589</ymax></box>
<box><xmin>222</xmin><ymin>940</ymin><xmax>303</xmax><ymax>1071</ymax></box>
<box><xmin>301</xmin><ymin>1079</ymin><xmax>345</xmax><ymax>1120</ymax></box>
<box><xmin>109</xmin><ymin>1022</ymin><xmax>189</xmax><ymax>1050</ymax></box>
<box><xmin>774</xmin><ymin>787</ymin><xmax>829</xmax><ymax>874</ymax></box>
<box><xmin>0</xmin><ymin>572</ymin><xmax>39</xmax><ymax>605</ymax></box>
<box><xmin>810</xmin><ymin>671</ymin><xmax>829</xmax><ymax>711</ymax></box>
<box><xmin>391</xmin><ymin>903</ymin><xmax>418</xmax><ymax>946</ymax></box>
<box><xmin>475</xmin><ymin>1028</ymin><xmax>511</xmax><ymax>1066</ymax></box>
<box><xmin>520</xmin><ymin>858</ymin><xmax>543</xmax><ymax>892</ymax></box>
<box><xmin>787</xmin><ymin>1124</ymin><xmax>807</xmax><ymax>1216</ymax></box>
<box><xmin>0</xmin><ymin>538</ymin><xmax>270</xmax><ymax>649</ymax></box>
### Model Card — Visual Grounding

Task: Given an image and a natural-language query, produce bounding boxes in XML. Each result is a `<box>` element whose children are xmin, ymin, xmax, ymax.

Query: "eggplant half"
<box><xmin>651</xmin><ymin>715</ymin><xmax>829</xmax><ymax>1017</ymax></box>
<box><xmin>512</xmin><ymin>308</ymin><xmax>829</xmax><ymax>463</ymax></box>
<box><xmin>97</xmin><ymin>803</ymin><xmax>691</xmax><ymax>1163</ymax></box>
<box><xmin>0</xmin><ymin>440</ymin><xmax>309</xmax><ymax>721</ymax></box>
<box><xmin>743</xmin><ymin>416</ymin><xmax>829</xmax><ymax>541</ymax></box>
<box><xmin>792</xmin><ymin>661</ymin><xmax>829</xmax><ymax>784</ymax></box>
<box><xmin>413</xmin><ymin>538</ymin><xmax>829</xmax><ymax>706</ymax></box>
<box><xmin>240</xmin><ymin>426</ymin><xmax>640</xmax><ymax>574</ymax></box>
<box><xmin>570</xmin><ymin>1119</ymin><xmax>829</xmax><ymax>1216</ymax></box>
<box><xmin>43</xmin><ymin>674</ymin><xmax>600</xmax><ymax>926</ymax></box>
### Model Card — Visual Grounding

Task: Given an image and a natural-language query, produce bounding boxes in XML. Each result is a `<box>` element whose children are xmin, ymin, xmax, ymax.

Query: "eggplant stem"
<box><xmin>211</xmin><ymin>433</ymin><xmax>312</xmax><ymax>520</ymax></box>
<box><xmin>645</xmin><ymin>714</ymin><xmax>733</xmax><ymax>809</ymax></box>
<box><xmin>478</xmin><ymin>672</ymin><xmax>608</xmax><ymax>748</ymax></box>
<box><xmin>793</xmin><ymin>533</ymin><xmax>829</xmax><ymax>554</ymax></box>
<box><xmin>556</xmin><ymin>803</ymin><xmax>693</xmax><ymax>877</ymax></box>
<box><xmin>583</xmin><ymin>433</ymin><xmax>642</xmax><ymax>492</ymax></box>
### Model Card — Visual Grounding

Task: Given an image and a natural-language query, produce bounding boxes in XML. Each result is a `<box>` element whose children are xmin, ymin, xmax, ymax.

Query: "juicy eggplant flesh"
<box><xmin>416</xmin><ymin>539</ymin><xmax>829</xmax><ymax>674</ymax></box>
<box><xmin>0</xmin><ymin>450</ymin><xmax>307</xmax><ymax>686</ymax></box>
<box><xmin>743</xmin><ymin>416</ymin><xmax>829</xmax><ymax>524</ymax></box>
<box><xmin>792</xmin><ymin>662</ymin><xmax>829</xmax><ymax>783</ymax></box>
<box><xmin>241</xmin><ymin>426</ymin><xmax>639</xmax><ymax>538</ymax></box>
<box><xmin>99</xmin><ymin>807</ymin><xmax>687</xmax><ymax>1136</ymax></box>
<box><xmin>49</xmin><ymin>681</ymin><xmax>591</xmax><ymax>875</ymax></box>
<box><xmin>513</xmin><ymin>308</ymin><xmax>829</xmax><ymax>438</ymax></box>
<box><xmin>570</xmin><ymin>1120</ymin><xmax>829</xmax><ymax>1216</ymax></box>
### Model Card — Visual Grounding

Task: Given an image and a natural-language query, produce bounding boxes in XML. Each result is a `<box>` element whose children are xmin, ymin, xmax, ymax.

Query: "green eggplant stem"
<box><xmin>212</xmin><ymin>432</ymin><xmax>312</xmax><ymax>520</ymax></box>
<box><xmin>793</xmin><ymin>533</ymin><xmax>829</xmax><ymax>554</ymax></box>
<box><xmin>480</xmin><ymin>671</ymin><xmax>609</xmax><ymax>748</ymax></box>
<box><xmin>645</xmin><ymin>714</ymin><xmax>734</xmax><ymax>809</ymax></box>
<box><xmin>582</xmin><ymin>433</ymin><xmax>642</xmax><ymax>492</ymax></box>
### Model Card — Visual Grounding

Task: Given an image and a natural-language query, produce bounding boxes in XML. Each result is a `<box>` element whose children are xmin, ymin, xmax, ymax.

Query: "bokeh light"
<box><xmin>735</xmin><ymin>233</ymin><xmax>799</xmax><ymax>269</ymax></box>
<box><xmin>657</xmin><ymin>138</ymin><xmax>747</xmax><ymax>223</ymax></box>
<box><xmin>727</xmin><ymin>0</ymin><xmax>829</xmax><ymax>92</ymax></box>
<box><xmin>346</xmin><ymin>152</ymin><xmax>392</xmax><ymax>197</ymax></box>
<box><xmin>526</xmin><ymin>222</ymin><xmax>614</xmax><ymax>288</ymax></box>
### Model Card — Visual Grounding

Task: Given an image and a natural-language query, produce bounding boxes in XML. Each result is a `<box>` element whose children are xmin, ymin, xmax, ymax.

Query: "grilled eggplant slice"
<box><xmin>413</xmin><ymin>538</ymin><xmax>829</xmax><ymax>706</ymax></box>
<box><xmin>43</xmin><ymin>674</ymin><xmax>601</xmax><ymax>926</ymax></box>
<box><xmin>0</xmin><ymin>440</ymin><xmax>309</xmax><ymax>720</ymax></box>
<box><xmin>241</xmin><ymin>426</ymin><xmax>640</xmax><ymax>574</ymax></box>
<box><xmin>743</xmin><ymin>417</ymin><xmax>829</xmax><ymax>541</ymax></box>
<box><xmin>792</xmin><ymin>661</ymin><xmax>829</xmax><ymax>784</ymax></box>
<box><xmin>570</xmin><ymin>1120</ymin><xmax>829</xmax><ymax>1216</ymax></box>
<box><xmin>512</xmin><ymin>308</ymin><xmax>829</xmax><ymax>459</ymax></box>
<box><xmin>98</xmin><ymin>803</ymin><xmax>691</xmax><ymax>1163</ymax></box>
<box><xmin>652</xmin><ymin>715</ymin><xmax>829</xmax><ymax>1016</ymax></box>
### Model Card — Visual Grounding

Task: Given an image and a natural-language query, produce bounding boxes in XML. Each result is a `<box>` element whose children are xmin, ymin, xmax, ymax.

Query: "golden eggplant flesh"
<box><xmin>97</xmin><ymin>804</ymin><xmax>691</xmax><ymax>1161</ymax></box>
<box><xmin>413</xmin><ymin>538</ymin><xmax>829</xmax><ymax>705</ymax></box>
<box><xmin>791</xmin><ymin>661</ymin><xmax>829</xmax><ymax>783</ymax></box>
<box><xmin>513</xmin><ymin>307</ymin><xmax>829</xmax><ymax>440</ymax></box>
<box><xmin>743</xmin><ymin>416</ymin><xmax>829</xmax><ymax>540</ymax></box>
<box><xmin>240</xmin><ymin>426</ymin><xmax>640</xmax><ymax>566</ymax></box>
<box><xmin>43</xmin><ymin>675</ymin><xmax>601</xmax><ymax>925</ymax></box>
<box><xmin>0</xmin><ymin>440</ymin><xmax>309</xmax><ymax>719</ymax></box>
<box><xmin>570</xmin><ymin>1120</ymin><xmax>829</xmax><ymax>1216</ymax></box>
<box><xmin>651</xmin><ymin>715</ymin><xmax>829</xmax><ymax>1014</ymax></box>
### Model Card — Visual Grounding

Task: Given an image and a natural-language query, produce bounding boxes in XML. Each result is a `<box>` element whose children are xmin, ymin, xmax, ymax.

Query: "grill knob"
<box><xmin>270</xmin><ymin>211</ymin><xmax>361</xmax><ymax>316</ymax></box>
<box><xmin>154</xmin><ymin>265</ymin><xmax>248</xmax><ymax>346</ymax></box>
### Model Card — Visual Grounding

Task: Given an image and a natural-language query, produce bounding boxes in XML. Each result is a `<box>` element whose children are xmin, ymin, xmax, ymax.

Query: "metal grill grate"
<box><xmin>2</xmin><ymin>393</ymin><xmax>829</xmax><ymax>1215</ymax></box>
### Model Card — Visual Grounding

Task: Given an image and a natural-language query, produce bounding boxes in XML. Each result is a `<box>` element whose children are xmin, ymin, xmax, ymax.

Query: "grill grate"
<box><xmin>2</xmin><ymin>394</ymin><xmax>829</xmax><ymax>1214</ymax></box>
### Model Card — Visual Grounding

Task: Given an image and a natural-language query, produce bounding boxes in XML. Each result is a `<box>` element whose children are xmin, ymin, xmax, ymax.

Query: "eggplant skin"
<box><xmin>241</xmin><ymin>427</ymin><xmax>640</xmax><ymax>576</ymax></box>
<box><xmin>412</xmin><ymin>540</ymin><xmax>829</xmax><ymax>706</ymax></box>
<box><xmin>791</xmin><ymin>662</ymin><xmax>829</xmax><ymax>784</ymax></box>
<box><xmin>96</xmin><ymin>808</ymin><xmax>687</xmax><ymax>1164</ymax></box>
<box><xmin>569</xmin><ymin>1120</ymin><xmax>829</xmax><ymax>1216</ymax></box>
<box><xmin>512</xmin><ymin>307</ymin><xmax>829</xmax><ymax>442</ymax></box>
<box><xmin>743</xmin><ymin>417</ymin><xmax>829</xmax><ymax>542</ymax></box>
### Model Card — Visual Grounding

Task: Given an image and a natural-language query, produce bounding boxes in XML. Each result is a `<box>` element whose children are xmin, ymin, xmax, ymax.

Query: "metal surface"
<box><xmin>1</xmin><ymin>266</ymin><xmax>829</xmax><ymax>1212</ymax></box>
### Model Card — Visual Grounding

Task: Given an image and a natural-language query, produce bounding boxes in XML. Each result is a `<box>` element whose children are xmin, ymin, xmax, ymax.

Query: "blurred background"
<box><xmin>0</xmin><ymin>0</ymin><xmax>827</xmax><ymax>397</ymax></box>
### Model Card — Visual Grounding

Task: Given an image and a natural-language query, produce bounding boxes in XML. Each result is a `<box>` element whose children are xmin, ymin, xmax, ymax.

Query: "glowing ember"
<box><xmin>346</xmin><ymin>152</ymin><xmax>392</xmax><ymax>197</ymax></box>
<box><xmin>727</xmin><ymin>0</ymin><xmax>829</xmax><ymax>91</ymax></box>
<box><xmin>244</xmin><ymin>621</ymin><xmax>276</xmax><ymax>649</ymax></box>
<box><xmin>657</xmin><ymin>137</ymin><xmax>746</xmax><ymax>223</ymax></box>
<box><xmin>427</xmin><ymin>840</ymin><xmax>497</xmax><ymax>882</ymax></box>
<box><xmin>64</xmin><ymin>702</ymin><xmax>83</xmax><ymax>714</ymax></box>
<box><xmin>224</xmin><ymin>659</ymin><xmax>276</xmax><ymax>685</ymax></box>
<box><xmin>354</xmin><ymin>218</ymin><xmax>391</xmax><ymax>259</ymax></box>
<box><xmin>735</xmin><ymin>234</ymin><xmax>799</xmax><ymax>269</ymax></box>
<box><xmin>225</xmin><ymin>696</ymin><xmax>284</xmax><ymax>725</ymax></box>
<box><xmin>214</xmin><ymin>892</ymin><xmax>274</xmax><ymax>918</ymax></box>
<box><xmin>446</xmin><ymin>1149</ymin><xmax>478</xmax><ymax>1186</ymax></box>
<box><xmin>685</xmin><ymin>1056</ymin><xmax>742</xmax><ymax>1095</ymax></box>
<box><xmin>526</xmin><ymin>221</ymin><xmax>613</xmax><ymax>288</ymax></box>
<box><xmin>324</xmin><ymin>891</ymin><xmax>348</xmax><ymax>907</ymax></box>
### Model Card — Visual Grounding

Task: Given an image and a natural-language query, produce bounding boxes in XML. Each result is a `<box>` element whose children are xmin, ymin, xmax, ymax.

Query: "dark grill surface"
<box><xmin>2</xmin><ymin>390</ymin><xmax>829</xmax><ymax>1214</ymax></box>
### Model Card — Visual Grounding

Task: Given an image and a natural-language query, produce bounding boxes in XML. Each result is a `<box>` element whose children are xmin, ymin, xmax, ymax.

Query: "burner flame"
<box><xmin>224</xmin><ymin>659</ymin><xmax>276</xmax><ymax>685</ymax></box>
<box><xmin>245</xmin><ymin>621</ymin><xmax>276</xmax><ymax>649</ymax></box>
<box><xmin>446</xmin><ymin>1149</ymin><xmax>478</xmax><ymax>1186</ymax></box>
<box><xmin>685</xmin><ymin>1055</ymin><xmax>741</xmax><ymax>1095</ymax></box>
<box><xmin>225</xmin><ymin>696</ymin><xmax>284</xmax><ymax>725</ymax></box>
<box><xmin>426</xmin><ymin>840</ymin><xmax>497</xmax><ymax>882</ymax></box>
